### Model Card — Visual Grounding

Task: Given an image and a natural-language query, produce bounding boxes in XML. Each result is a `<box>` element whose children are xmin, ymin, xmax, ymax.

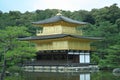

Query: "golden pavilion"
<box><xmin>21</xmin><ymin>13</ymin><xmax>101</xmax><ymax>67</ymax></box>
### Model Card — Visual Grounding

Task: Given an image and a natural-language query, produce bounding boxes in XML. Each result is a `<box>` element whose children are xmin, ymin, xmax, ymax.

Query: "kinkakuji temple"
<box><xmin>21</xmin><ymin>13</ymin><xmax>101</xmax><ymax>72</ymax></box>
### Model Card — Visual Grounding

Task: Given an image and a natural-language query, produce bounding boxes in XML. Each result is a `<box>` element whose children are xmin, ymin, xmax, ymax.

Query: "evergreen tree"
<box><xmin>0</xmin><ymin>26</ymin><xmax>36</xmax><ymax>80</ymax></box>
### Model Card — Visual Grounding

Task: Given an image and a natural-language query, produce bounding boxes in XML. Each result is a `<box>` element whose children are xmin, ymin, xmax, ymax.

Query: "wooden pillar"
<box><xmin>51</xmin><ymin>53</ymin><xmax>53</xmax><ymax>60</ymax></box>
<box><xmin>67</xmin><ymin>52</ymin><xmax>68</xmax><ymax>64</ymax></box>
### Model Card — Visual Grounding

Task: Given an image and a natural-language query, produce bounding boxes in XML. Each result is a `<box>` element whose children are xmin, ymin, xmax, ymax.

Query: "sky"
<box><xmin>0</xmin><ymin>0</ymin><xmax>120</xmax><ymax>13</ymax></box>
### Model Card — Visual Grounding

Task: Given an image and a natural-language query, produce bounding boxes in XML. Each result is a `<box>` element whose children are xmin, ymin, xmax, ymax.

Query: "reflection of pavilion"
<box><xmin>80</xmin><ymin>73</ymin><xmax>90</xmax><ymax>80</ymax></box>
<box><xmin>21</xmin><ymin>13</ymin><xmax>101</xmax><ymax>71</ymax></box>
<box><xmin>25</xmin><ymin>72</ymin><xmax>90</xmax><ymax>80</ymax></box>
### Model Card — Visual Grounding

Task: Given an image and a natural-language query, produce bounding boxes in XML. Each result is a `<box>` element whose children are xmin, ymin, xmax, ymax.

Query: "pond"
<box><xmin>24</xmin><ymin>71</ymin><xmax>120</xmax><ymax>80</ymax></box>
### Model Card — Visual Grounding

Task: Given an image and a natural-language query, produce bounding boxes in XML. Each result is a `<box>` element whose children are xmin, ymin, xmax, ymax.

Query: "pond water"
<box><xmin>24</xmin><ymin>71</ymin><xmax>120</xmax><ymax>80</ymax></box>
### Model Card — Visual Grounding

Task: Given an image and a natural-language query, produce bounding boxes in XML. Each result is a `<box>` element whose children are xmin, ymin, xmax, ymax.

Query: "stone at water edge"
<box><xmin>113</xmin><ymin>68</ymin><xmax>120</xmax><ymax>73</ymax></box>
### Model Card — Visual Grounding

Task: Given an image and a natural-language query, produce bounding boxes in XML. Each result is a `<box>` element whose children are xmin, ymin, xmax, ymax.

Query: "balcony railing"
<box><xmin>23</xmin><ymin>60</ymin><xmax>93</xmax><ymax>67</ymax></box>
<box><xmin>36</xmin><ymin>30</ymin><xmax>83</xmax><ymax>36</ymax></box>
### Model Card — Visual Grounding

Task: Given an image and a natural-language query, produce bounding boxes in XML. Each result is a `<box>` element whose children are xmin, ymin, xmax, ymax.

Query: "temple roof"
<box><xmin>32</xmin><ymin>15</ymin><xmax>87</xmax><ymax>25</ymax></box>
<box><xmin>19</xmin><ymin>34</ymin><xmax>102</xmax><ymax>41</ymax></box>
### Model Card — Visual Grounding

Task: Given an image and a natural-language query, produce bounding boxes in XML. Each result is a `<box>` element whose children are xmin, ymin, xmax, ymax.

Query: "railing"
<box><xmin>23</xmin><ymin>61</ymin><xmax>92</xmax><ymax>67</ymax></box>
<box><xmin>36</xmin><ymin>30</ymin><xmax>83</xmax><ymax>36</ymax></box>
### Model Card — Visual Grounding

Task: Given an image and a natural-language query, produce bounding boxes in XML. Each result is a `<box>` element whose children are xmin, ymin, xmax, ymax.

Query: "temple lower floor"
<box><xmin>22</xmin><ymin>50</ymin><xmax>100</xmax><ymax>73</ymax></box>
<box><xmin>24</xmin><ymin>50</ymin><xmax>91</xmax><ymax>66</ymax></box>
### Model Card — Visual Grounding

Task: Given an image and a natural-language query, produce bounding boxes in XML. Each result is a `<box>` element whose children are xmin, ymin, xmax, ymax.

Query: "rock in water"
<box><xmin>113</xmin><ymin>68</ymin><xmax>120</xmax><ymax>73</ymax></box>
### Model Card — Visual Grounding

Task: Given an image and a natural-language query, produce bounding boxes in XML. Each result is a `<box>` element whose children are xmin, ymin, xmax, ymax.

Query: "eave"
<box><xmin>19</xmin><ymin>34</ymin><xmax>102</xmax><ymax>41</ymax></box>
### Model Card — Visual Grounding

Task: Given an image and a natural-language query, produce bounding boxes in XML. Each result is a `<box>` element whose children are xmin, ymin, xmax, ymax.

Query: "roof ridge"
<box><xmin>32</xmin><ymin>15</ymin><xmax>87</xmax><ymax>25</ymax></box>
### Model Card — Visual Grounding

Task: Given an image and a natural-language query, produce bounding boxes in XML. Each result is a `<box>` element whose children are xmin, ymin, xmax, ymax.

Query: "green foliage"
<box><xmin>71</xmin><ymin>10</ymin><xmax>95</xmax><ymax>24</ymax></box>
<box><xmin>0</xmin><ymin>26</ymin><xmax>36</xmax><ymax>64</ymax></box>
<box><xmin>91</xmin><ymin>4</ymin><xmax>120</xmax><ymax>24</ymax></box>
<box><xmin>7</xmin><ymin>66</ymin><xmax>22</xmax><ymax>73</ymax></box>
<box><xmin>99</xmin><ymin>45</ymin><xmax>120</xmax><ymax>69</ymax></box>
<box><xmin>91</xmin><ymin>53</ymin><xmax>100</xmax><ymax>64</ymax></box>
<box><xmin>0</xmin><ymin>26</ymin><xmax>36</xmax><ymax>80</ymax></box>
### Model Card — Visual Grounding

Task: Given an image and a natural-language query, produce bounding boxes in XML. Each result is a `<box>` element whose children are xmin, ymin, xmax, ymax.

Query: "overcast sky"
<box><xmin>0</xmin><ymin>0</ymin><xmax>120</xmax><ymax>13</ymax></box>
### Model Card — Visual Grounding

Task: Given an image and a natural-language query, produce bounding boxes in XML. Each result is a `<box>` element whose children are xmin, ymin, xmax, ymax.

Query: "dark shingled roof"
<box><xmin>32</xmin><ymin>15</ymin><xmax>87</xmax><ymax>25</ymax></box>
<box><xmin>19</xmin><ymin>34</ymin><xmax>102</xmax><ymax>41</ymax></box>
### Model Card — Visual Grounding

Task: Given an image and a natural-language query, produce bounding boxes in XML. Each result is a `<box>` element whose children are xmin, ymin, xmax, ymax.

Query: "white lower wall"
<box><xmin>79</xmin><ymin>52</ymin><xmax>90</xmax><ymax>63</ymax></box>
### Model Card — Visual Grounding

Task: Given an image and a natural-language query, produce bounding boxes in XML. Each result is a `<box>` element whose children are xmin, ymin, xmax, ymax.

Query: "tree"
<box><xmin>0</xmin><ymin>26</ymin><xmax>36</xmax><ymax>80</ymax></box>
<box><xmin>99</xmin><ymin>45</ymin><xmax>120</xmax><ymax>69</ymax></box>
<box><xmin>106</xmin><ymin>45</ymin><xmax>120</xmax><ymax>67</ymax></box>
<box><xmin>91</xmin><ymin>4</ymin><xmax>120</xmax><ymax>24</ymax></box>
<box><xmin>71</xmin><ymin>10</ymin><xmax>95</xmax><ymax>24</ymax></box>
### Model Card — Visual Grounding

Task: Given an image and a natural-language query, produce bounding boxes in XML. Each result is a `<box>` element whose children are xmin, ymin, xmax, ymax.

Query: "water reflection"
<box><xmin>113</xmin><ymin>72</ymin><xmax>120</xmax><ymax>76</ymax></box>
<box><xmin>80</xmin><ymin>73</ymin><xmax>90</xmax><ymax>80</ymax></box>
<box><xmin>24</xmin><ymin>71</ymin><xmax>120</xmax><ymax>80</ymax></box>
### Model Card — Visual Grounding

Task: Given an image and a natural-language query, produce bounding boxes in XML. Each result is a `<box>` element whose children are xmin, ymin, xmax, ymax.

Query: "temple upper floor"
<box><xmin>32</xmin><ymin>15</ymin><xmax>87</xmax><ymax>36</ymax></box>
<box><xmin>36</xmin><ymin>25</ymin><xmax>83</xmax><ymax>36</ymax></box>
